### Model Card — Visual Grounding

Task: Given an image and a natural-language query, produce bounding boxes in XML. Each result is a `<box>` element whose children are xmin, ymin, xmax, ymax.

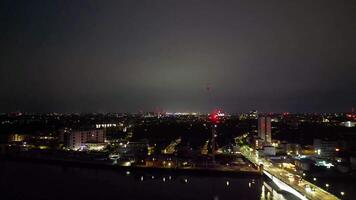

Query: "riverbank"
<box><xmin>0</xmin><ymin>155</ymin><xmax>261</xmax><ymax>178</ymax></box>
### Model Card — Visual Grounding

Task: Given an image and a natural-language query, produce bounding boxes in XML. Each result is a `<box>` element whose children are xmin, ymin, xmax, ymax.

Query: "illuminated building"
<box><xmin>258</xmin><ymin>116</ymin><xmax>272</xmax><ymax>144</ymax></box>
<box><xmin>95</xmin><ymin>123</ymin><xmax>118</xmax><ymax>128</ymax></box>
<box><xmin>249</xmin><ymin>110</ymin><xmax>258</xmax><ymax>119</ymax></box>
<box><xmin>286</xmin><ymin>143</ymin><xmax>301</xmax><ymax>155</ymax></box>
<box><xmin>313</xmin><ymin>139</ymin><xmax>337</xmax><ymax>159</ymax></box>
<box><xmin>263</xmin><ymin>145</ymin><xmax>276</xmax><ymax>156</ymax></box>
<box><xmin>340</xmin><ymin>121</ymin><xmax>356</xmax><ymax>127</ymax></box>
<box><xmin>8</xmin><ymin>134</ymin><xmax>26</xmax><ymax>142</ymax></box>
<box><xmin>60</xmin><ymin>129</ymin><xmax>106</xmax><ymax>150</ymax></box>
<box><xmin>253</xmin><ymin>137</ymin><xmax>265</xmax><ymax>150</ymax></box>
<box><xmin>258</xmin><ymin>117</ymin><xmax>266</xmax><ymax>141</ymax></box>
<box><xmin>117</xmin><ymin>141</ymin><xmax>149</xmax><ymax>156</ymax></box>
<box><xmin>265</xmin><ymin>117</ymin><xmax>272</xmax><ymax>144</ymax></box>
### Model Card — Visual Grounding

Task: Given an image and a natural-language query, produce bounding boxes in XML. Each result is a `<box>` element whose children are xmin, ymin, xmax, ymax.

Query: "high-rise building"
<box><xmin>265</xmin><ymin>117</ymin><xmax>272</xmax><ymax>144</ymax></box>
<box><xmin>258</xmin><ymin>116</ymin><xmax>272</xmax><ymax>144</ymax></box>
<box><xmin>258</xmin><ymin>117</ymin><xmax>266</xmax><ymax>141</ymax></box>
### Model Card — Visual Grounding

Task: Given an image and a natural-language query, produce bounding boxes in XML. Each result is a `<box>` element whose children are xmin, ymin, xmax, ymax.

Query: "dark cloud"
<box><xmin>1</xmin><ymin>0</ymin><xmax>356</xmax><ymax>113</ymax></box>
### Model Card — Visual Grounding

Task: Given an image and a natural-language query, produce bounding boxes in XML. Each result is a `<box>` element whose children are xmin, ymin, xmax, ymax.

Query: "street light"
<box><xmin>325</xmin><ymin>183</ymin><xmax>329</xmax><ymax>188</ymax></box>
<box><xmin>313</xmin><ymin>177</ymin><xmax>317</xmax><ymax>181</ymax></box>
<box><xmin>340</xmin><ymin>192</ymin><xmax>345</xmax><ymax>196</ymax></box>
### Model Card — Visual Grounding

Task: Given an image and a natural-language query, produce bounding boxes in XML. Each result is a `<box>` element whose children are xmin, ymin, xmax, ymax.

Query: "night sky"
<box><xmin>1</xmin><ymin>1</ymin><xmax>356</xmax><ymax>113</ymax></box>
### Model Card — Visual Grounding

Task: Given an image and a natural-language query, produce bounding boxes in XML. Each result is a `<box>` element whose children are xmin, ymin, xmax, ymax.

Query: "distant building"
<box><xmin>258</xmin><ymin>116</ymin><xmax>272</xmax><ymax>144</ymax></box>
<box><xmin>300</xmin><ymin>145</ymin><xmax>315</xmax><ymax>156</ymax></box>
<box><xmin>313</xmin><ymin>139</ymin><xmax>337</xmax><ymax>160</ymax></box>
<box><xmin>249</xmin><ymin>110</ymin><xmax>258</xmax><ymax>119</ymax></box>
<box><xmin>265</xmin><ymin>117</ymin><xmax>272</xmax><ymax>143</ymax></box>
<box><xmin>95</xmin><ymin>123</ymin><xmax>121</xmax><ymax>128</ymax></box>
<box><xmin>8</xmin><ymin>134</ymin><xmax>26</xmax><ymax>142</ymax></box>
<box><xmin>340</xmin><ymin>121</ymin><xmax>356</xmax><ymax>128</ymax></box>
<box><xmin>60</xmin><ymin>129</ymin><xmax>105</xmax><ymax>150</ymax></box>
<box><xmin>263</xmin><ymin>146</ymin><xmax>276</xmax><ymax>156</ymax></box>
<box><xmin>252</xmin><ymin>137</ymin><xmax>265</xmax><ymax>150</ymax></box>
<box><xmin>258</xmin><ymin>117</ymin><xmax>266</xmax><ymax>141</ymax></box>
<box><xmin>117</xmin><ymin>141</ymin><xmax>149</xmax><ymax>156</ymax></box>
<box><xmin>286</xmin><ymin>143</ymin><xmax>301</xmax><ymax>155</ymax></box>
<box><xmin>295</xmin><ymin>158</ymin><xmax>314</xmax><ymax>171</ymax></box>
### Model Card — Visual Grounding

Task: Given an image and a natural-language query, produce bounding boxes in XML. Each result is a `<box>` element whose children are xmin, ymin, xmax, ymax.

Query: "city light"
<box><xmin>2</xmin><ymin>1</ymin><xmax>355</xmax><ymax>200</ymax></box>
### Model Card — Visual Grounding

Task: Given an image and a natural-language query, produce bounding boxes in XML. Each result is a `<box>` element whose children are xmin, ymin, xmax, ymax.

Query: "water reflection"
<box><xmin>0</xmin><ymin>161</ymin><xmax>299</xmax><ymax>200</ymax></box>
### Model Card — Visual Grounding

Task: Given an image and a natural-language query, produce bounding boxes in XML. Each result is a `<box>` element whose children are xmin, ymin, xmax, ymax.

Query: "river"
<box><xmin>0</xmin><ymin>160</ymin><xmax>298</xmax><ymax>200</ymax></box>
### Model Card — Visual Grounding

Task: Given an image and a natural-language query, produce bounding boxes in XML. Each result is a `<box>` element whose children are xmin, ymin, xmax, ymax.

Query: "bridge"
<box><xmin>239</xmin><ymin>146</ymin><xmax>339</xmax><ymax>200</ymax></box>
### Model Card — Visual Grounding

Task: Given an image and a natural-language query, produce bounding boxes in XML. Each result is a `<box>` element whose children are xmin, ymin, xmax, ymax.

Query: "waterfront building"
<box><xmin>60</xmin><ymin>129</ymin><xmax>106</xmax><ymax>150</ymax></box>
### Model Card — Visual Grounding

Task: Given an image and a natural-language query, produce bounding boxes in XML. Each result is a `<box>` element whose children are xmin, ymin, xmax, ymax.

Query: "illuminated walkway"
<box><xmin>240</xmin><ymin>146</ymin><xmax>339</xmax><ymax>200</ymax></box>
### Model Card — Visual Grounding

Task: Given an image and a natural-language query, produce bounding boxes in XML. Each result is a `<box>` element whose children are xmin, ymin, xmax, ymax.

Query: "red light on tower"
<box><xmin>209</xmin><ymin>109</ymin><xmax>220</xmax><ymax>124</ymax></box>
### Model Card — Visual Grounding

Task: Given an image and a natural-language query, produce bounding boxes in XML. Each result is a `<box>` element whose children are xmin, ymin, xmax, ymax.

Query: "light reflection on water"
<box><xmin>0</xmin><ymin>161</ymin><xmax>297</xmax><ymax>200</ymax></box>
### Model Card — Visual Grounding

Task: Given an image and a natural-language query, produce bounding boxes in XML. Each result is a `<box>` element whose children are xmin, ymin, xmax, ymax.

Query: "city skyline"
<box><xmin>2</xmin><ymin>1</ymin><xmax>356</xmax><ymax>200</ymax></box>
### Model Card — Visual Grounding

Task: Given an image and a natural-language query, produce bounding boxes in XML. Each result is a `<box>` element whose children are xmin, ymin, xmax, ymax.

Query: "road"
<box><xmin>239</xmin><ymin>146</ymin><xmax>339</xmax><ymax>200</ymax></box>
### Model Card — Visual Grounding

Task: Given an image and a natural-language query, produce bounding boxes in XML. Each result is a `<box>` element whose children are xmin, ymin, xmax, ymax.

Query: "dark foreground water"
<box><xmin>0</xmin><ymin>161</ymin><xmax>298</xmax><ymax>200</ymax></box>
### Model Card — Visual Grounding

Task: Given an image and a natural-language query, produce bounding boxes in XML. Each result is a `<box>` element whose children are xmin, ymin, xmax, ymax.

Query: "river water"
<box><xmin>0</xmin><ymin>161</ymin><xmax>298</xmax><ymax>200</ymax></box>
